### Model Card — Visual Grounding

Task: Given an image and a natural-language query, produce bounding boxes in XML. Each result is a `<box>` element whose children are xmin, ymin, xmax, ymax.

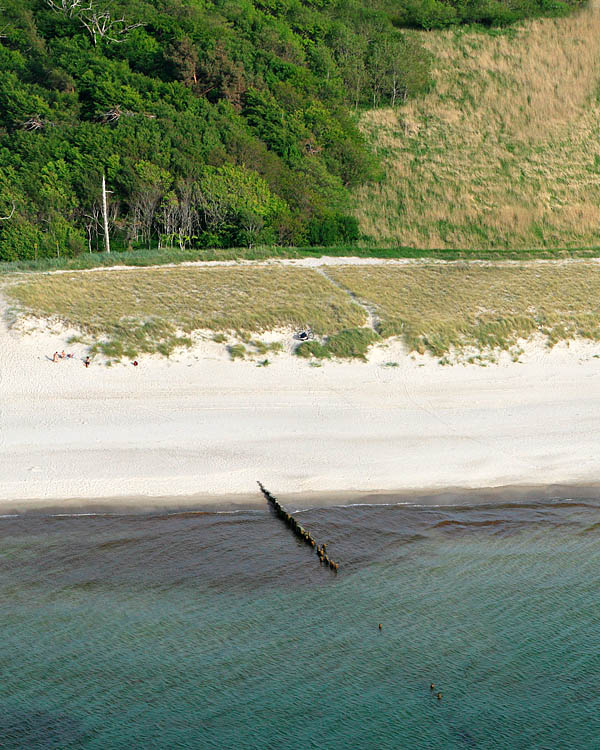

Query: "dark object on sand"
<box><xmin>294</xmin><ymin>328</ymin><xmax>314</xmax><ymax>342</ymax></box>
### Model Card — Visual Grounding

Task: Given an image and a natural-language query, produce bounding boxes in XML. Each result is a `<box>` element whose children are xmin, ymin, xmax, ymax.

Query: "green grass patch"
<box><xmin>250</xmin><ymin>339</ymin><xmax>284</xmax><ymax>355</ymax></box>
<box><xmin>295</xmin><ymin>340</ymin><xmax>332</xmax><ymax>359</ymax></box>
<box><xmin>296</xmin><ymin>327</ymin><xmax>379</xmax><ymax>360</ymax></box>
<box><xmin>228</xmin><ymin>344</ymin><xmax>246</xmax><ymax>360</ymax></box>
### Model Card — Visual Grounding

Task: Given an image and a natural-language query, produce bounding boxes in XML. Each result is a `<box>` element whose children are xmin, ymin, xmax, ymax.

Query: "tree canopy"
<box><xmin>0</xmin><ymin>0</ymin><xmax>585</xmax><ymax>260</ymax></box>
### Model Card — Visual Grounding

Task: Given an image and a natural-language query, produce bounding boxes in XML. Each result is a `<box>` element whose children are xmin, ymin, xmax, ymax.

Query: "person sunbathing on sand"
<box><xmin>52</xmin><ymin>352</ymin><xmax>59</xmax><ymax>362</ymax></box>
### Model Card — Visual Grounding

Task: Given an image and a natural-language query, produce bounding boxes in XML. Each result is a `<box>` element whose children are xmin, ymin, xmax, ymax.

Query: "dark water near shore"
<box><xmin>1</xmin><ymin>497</ymin><xmax>600</xmax><ymax>749</ymax></box>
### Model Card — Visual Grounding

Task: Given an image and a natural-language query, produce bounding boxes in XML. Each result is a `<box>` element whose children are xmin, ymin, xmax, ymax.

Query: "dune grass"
<box><xmin>327</xmin><ymin>262</ymin><xmax>600</xmax><ymax>356</ymax></box>
<box><xmin>5</xmin><ymin>266</ymin><xmax>365</xmax><ymax>358</ymax></box>
<box><xmin>295</xmin><ymin>328</ymin><xmax>380</xmax><ymax>360</ymax></box>
<box><xmin>9</xmin><ymin>260</ymin><xmax>600</xmax><ymax>361</ymax></box>
<box><xmin>355</xmin><ymin>0</ymin><xmax>600</xmax><ymax>249</ymax></box>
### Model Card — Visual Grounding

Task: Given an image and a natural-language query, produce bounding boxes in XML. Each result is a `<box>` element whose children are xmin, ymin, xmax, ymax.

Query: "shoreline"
<box><xmin>3</xmin><ymin>483</ymin><xmax>600</xmax><ymax>517</ymax></box>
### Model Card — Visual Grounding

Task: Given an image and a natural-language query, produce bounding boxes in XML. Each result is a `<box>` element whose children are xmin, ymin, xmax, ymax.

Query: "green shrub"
<box><xmin>295</xmin><ymin>328</ymin><xmax>379</xmax><ymax>360</ymax></box>
<box><xmin>228</xmin><ymin>343</ymin><xmax>246</xmax><ymax>360</ymax></box>
<box><xmin>306</xmin><ymin>214</ymin><xmax>360</xmax><ymax>246</ymax></box>
<box><xmin>325</xmin><ymin>328</ymin><xmax>380</xmax><ymax>360</ymax></box>
<box><xmin>295</xmin><ymin>340</ymin><xmax>331</xmax><ymax>359</ymax></box>
<box><xmin>251</xmin><ymin>339</ymin><xmax>284</xmax><ymax>354</ymax></box>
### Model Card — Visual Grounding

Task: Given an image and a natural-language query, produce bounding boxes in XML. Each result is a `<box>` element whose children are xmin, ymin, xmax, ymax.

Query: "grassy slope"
<box><xmin>9</xmin><ymin>260</ymin><xmax>600</xmax><ymax>360</ymax></box>
<box><xmin>355</xmin><ymin>0</ymin><xmax>600</xmax><ymax>249</ymax></box>
<box><xmin>5</xmin><ymin>266</ymin><xmax>365</xmax><ymax>357</ymax></box>
<box><xmin>326</xmin><ymin>262</ymin><xmax>600</xmax><ymax>357</ymax></box>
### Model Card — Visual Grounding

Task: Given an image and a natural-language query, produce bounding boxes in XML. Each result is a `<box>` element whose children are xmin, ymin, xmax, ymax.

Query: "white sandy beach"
<box><xmin>2</xmin><ymin>281</ymin><xmax>600</xmax><ymax>509</ymax></box>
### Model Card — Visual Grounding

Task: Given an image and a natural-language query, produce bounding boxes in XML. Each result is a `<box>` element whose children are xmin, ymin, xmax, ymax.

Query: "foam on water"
<box><xmin>1</xmin><ymin>496</ymin><xmax>599</xmax><ymax>749</ymax></box>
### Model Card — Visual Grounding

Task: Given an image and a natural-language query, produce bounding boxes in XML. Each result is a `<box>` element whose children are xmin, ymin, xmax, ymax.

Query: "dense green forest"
<box><xmin>0</xmin><ymin>0</ymin><xmax>585</xmax><ymax>260</ymax></box>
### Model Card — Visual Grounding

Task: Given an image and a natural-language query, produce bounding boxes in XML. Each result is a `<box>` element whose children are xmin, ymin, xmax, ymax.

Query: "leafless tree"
<box><xmin>22</xmin><ymin>116</ymin><xmax>54</xmax><ymax>131</ymax></box>
<box><xmin>97</xmin><ymin>107</ymin><xmax>155</xmax><ymax>125</ymax></box>
<box><xmin>44</xmin><ymin>0</ymin><xmax>84</xmax><ymax>16</ymax></box>
<box><xmin>130</xmin><ymin>186</ymin><xmax>162</xmax><ymax>249</ymax></box>
<box><xmin>84</xmin><ymin>196</ymin><xmax>118</xmax><ymax>252</ymax></box>
<box><xmin>176</xmin><ymin>181</ymin><xmax>197</xmax><ymax>250</ymax></box>
<box><xmin>83</xmin><ymin>203</ymin><xmax>102</xmax><ymax>252</ymax></box>
<box><xmin>157</xmin><ymin>192</ymin><xmax>178</xmax><ymax>249</ymax></box>
<box><xmin>0</xmin><ymin>7</ymin><xmax>8</xmax><ymax>40</ymax></box>
<box><xmin>0</xmin><ymin>201</ymin><xmax>15</xmax><ymax>221</ymax></box>
<box><xmin>44</xmin><ymin>0</ymin><xmax>143</xmax><ymax>46</ymax></box>
<box><xmin>97</xmin><ymin>105</ymin><xmax>133</xmax><ymax>124</ymax></box>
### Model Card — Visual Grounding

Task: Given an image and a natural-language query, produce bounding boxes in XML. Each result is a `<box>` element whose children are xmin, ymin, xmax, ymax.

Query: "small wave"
<box><xmin>293</xmin><ymin>501</ymin><xmax>421</xmax><ymax>514</ymax></box>
<box><xmin>146</xmin><ymin>508</ymin><xmax>266</xmax><ymax>521</ymax></box>
<box><xmin>434</xmin><ymin>519</ymin><xmax>509</xmax><ymax>529</ymax></box>
<box><xmin>50</xmin><ymin>512</ymin><xmax>121</xmax><ymax>518</ymax></box>
<box><xmin>1</xmin><ymin>512</ymin><xmax>121</xmax><ymax>520</ymax></box>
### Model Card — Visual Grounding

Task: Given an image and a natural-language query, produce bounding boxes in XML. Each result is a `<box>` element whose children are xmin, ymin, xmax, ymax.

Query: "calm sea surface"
<box><xmin>1</xmin><ymin>496</ymin><xmax>600</xmax><ymax>749</ymax></box>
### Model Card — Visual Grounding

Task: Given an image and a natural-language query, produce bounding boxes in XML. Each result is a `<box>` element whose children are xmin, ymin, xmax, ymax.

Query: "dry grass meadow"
<box><xmin>355</xmin><ymin>0</ymin><xmax>600</xmax><ymax>249</ymax></box>
<box><xmin>327</xmin><ymin>261</ymin><xmax>600</xmax><ymax>357</ymax></box>
<box><xmin>5</xmin><ymin>266</ymin><xmax>365</xmax><ymax>358</ymax></box>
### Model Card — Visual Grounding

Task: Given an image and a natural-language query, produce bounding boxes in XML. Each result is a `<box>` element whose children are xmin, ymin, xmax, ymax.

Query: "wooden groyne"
<box><xmin>258</xmin><ymin>482</ymin><xmax>339</xmax><ymax>572</ymax></box>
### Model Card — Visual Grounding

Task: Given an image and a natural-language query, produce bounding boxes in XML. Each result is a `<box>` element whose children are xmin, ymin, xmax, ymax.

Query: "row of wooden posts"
<box><xmin>258</xmin><ymin>482</ymin><xmax>339</xmax><ymax>572</ymax></box>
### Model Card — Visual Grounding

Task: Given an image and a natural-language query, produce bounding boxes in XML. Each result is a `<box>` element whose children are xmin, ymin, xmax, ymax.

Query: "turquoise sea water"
<box><xmin>1</xmin><ymin>497</ymin><xmax>600</xmax><ymax>749</ymax></box>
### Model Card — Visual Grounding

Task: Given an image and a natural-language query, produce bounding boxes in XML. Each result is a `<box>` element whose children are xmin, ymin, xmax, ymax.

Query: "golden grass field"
<box><xmin>5</xmin><ymin>266</ymin><xmax>365</xmax><ymax>357</ymax></box>
<box><xmin>326</xmin><ymin>262</ymin><xmax>600</xmax><ymax>357</ymax></box>
<box><xmin>355</xmin><ymin>0</ymin><xmax>600</xmax><ymax>249</ymax></box>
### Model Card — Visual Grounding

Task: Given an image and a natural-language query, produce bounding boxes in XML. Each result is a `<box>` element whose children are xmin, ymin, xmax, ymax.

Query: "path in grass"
<box><xmin>315</xmin><ymin>266</ymin><xmax>381</xmax><ymax>334</ymax></box>
<box><xmin>326</xmin><ymin>262</ymin><xmax>600</xmax><ymax>357</ymax></box>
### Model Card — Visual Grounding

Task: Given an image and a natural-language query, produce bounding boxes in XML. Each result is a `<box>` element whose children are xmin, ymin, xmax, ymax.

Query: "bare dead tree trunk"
<box><xmin>44</xmin><ymin>0</ymin><xmax>143</xmax><ymax>46</ymax></box>
<box><xmin>102</xmin><ymin>173</ymin><xmax>110</xmax><ymax>254</ymax></box>
<box><xmin>0</xmin><ymin>202</ymin><xmax>15</xmax><ymax>221</ymax></box>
